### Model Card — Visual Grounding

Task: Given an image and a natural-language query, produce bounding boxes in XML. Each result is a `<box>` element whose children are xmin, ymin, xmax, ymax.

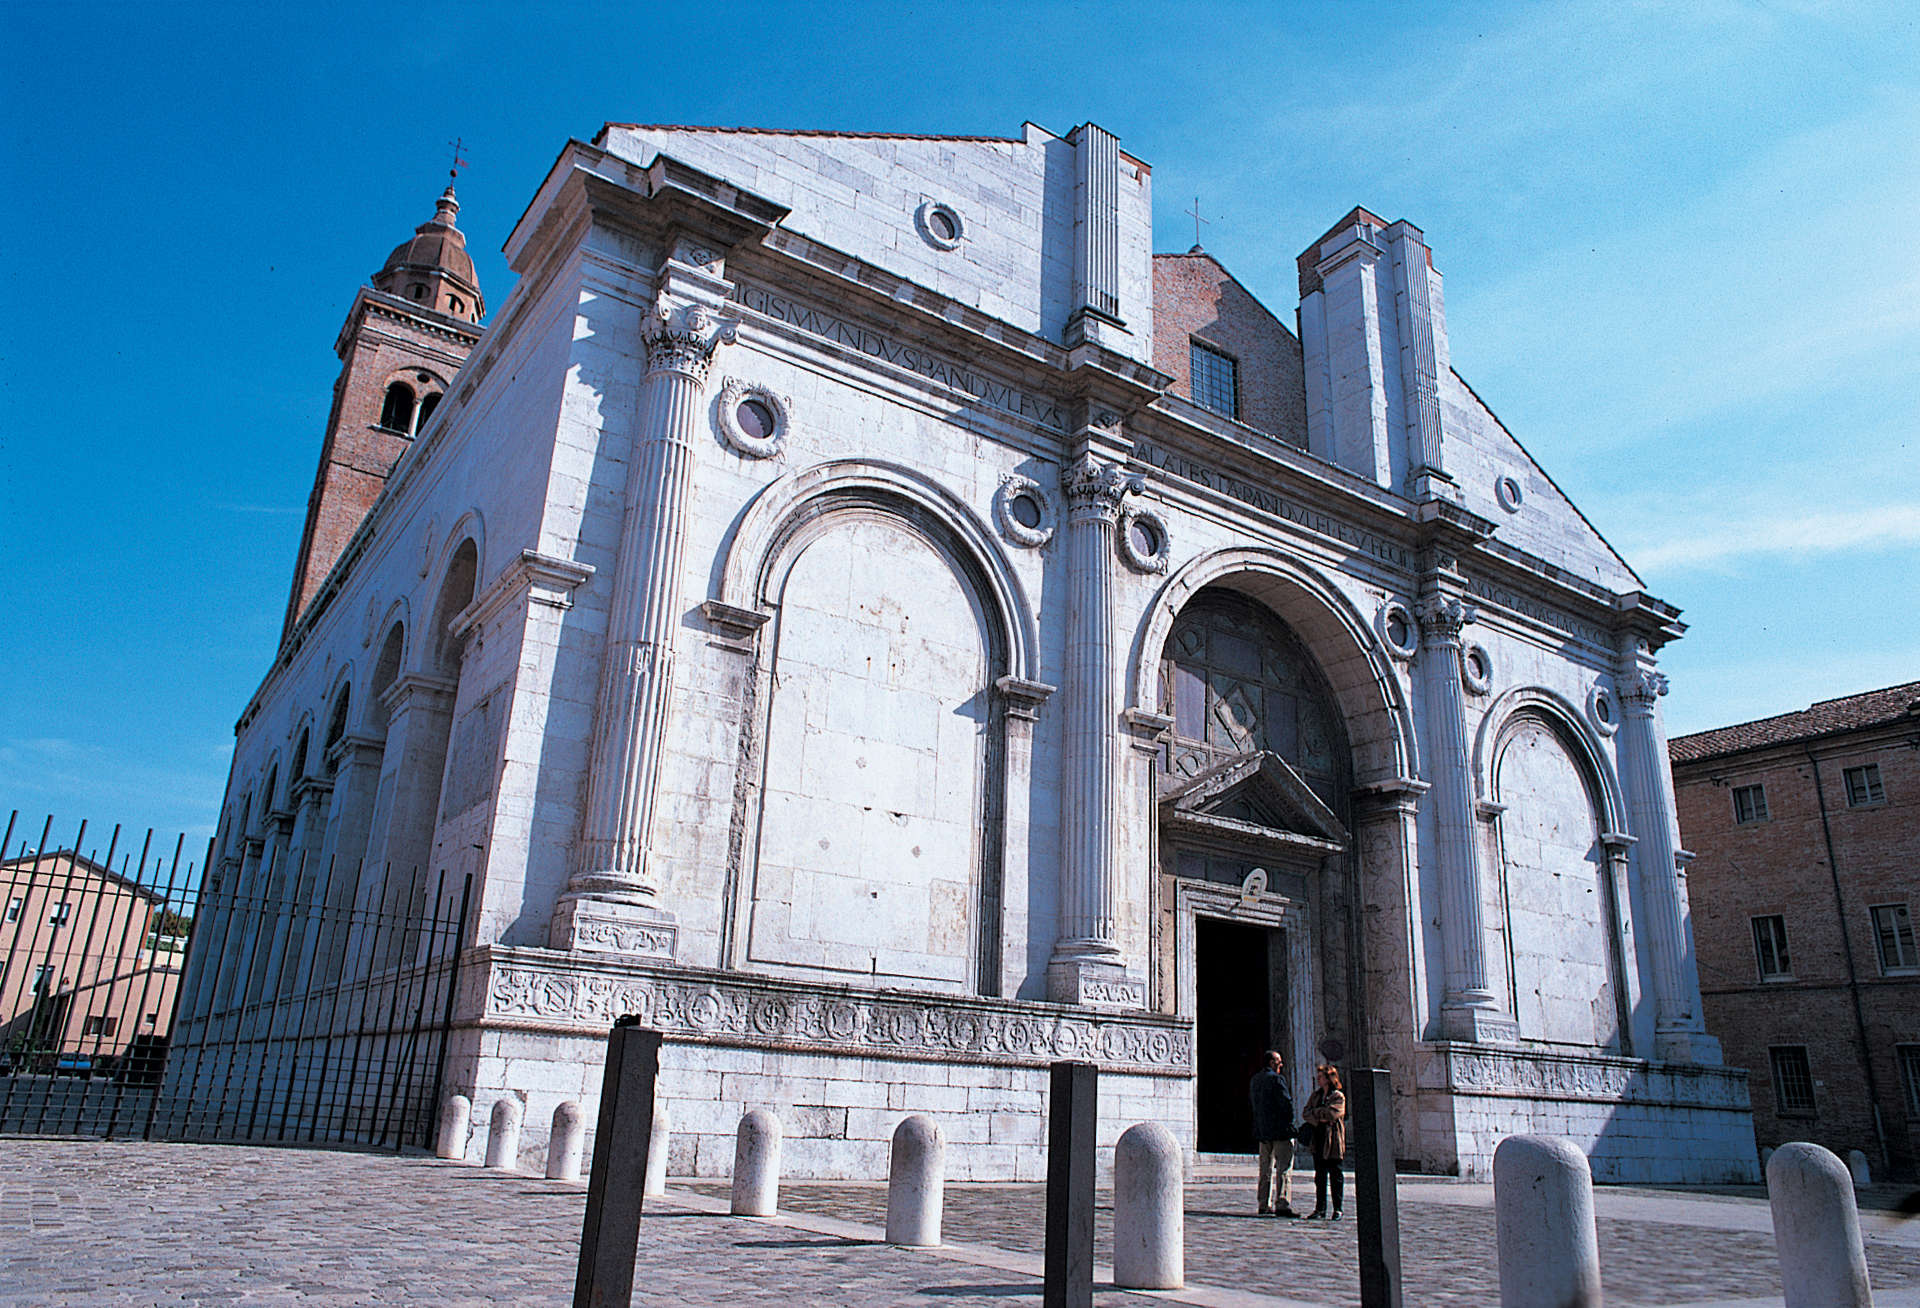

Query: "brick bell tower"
<box><xmin>281</xmin><ymin>175</ymin><xmax>486</xmax><ymax>639</ymax></box>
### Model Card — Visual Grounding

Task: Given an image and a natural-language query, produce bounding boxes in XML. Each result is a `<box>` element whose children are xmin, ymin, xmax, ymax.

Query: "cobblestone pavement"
<box><xmin>3</xmin><ymin>1141</ymin><xmax>1919</xmax><ymax>1307</ymax></box>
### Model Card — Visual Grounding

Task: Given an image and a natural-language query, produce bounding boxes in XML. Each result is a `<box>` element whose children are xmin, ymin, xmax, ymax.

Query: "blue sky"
<box><xmin>2</xmin><ymin>1</ymin><xmax>1914</xmax><ymax>849</ymax></box>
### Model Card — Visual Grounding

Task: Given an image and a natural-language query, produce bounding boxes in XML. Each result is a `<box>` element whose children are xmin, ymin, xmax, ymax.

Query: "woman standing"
<box><xmin>1301</xmin><ymin>1064</ymin><xmax>1347</xmax><ymax>1220</ymax></box>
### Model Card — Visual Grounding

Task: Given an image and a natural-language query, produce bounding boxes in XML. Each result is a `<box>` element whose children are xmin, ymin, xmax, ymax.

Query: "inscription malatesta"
<box><xmin>731</xmin><ymin>282</ymin><xmax>1066</xmax><ymax>433</ymax></box>
<box><xmin>1133</xmin><ymin>441</ymin><xmax>1412</xmax><ymax>569</ymax></box>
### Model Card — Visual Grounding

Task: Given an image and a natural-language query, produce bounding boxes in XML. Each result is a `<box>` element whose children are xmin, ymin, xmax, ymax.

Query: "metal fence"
<box><xmin>0</xmin><ymin>811</ymin><xmax>470</xmax><ymax>1151</ymax></box>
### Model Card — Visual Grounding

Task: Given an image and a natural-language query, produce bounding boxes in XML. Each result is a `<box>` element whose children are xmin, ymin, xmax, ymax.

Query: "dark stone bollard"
<box><xmin>573</xmin><ymin>1019</ymin><xmax>661</xmax><ymax>1308</ymax></box>
<box><xmin>1351</xmin><ymin>1068</ymin><xmax>1402</xmax><ymax>1308</ymax></box>
<box><xmin>1044</xmin><ymin>1061</ymin><xmax>1097</xmax><ymax>1308</ymax></box>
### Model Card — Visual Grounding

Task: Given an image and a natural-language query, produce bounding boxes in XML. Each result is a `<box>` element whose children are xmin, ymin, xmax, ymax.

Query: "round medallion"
<box><xmin>915</xmin><ymin>199</ymin><xmax>966</xmax><ymax>251</ymax></box>
<box><xmin>1118</xmin><ymin>506</ymin><xmax>1171</xmax><ymax>573</ymax></box>
<box><xmin>716</xmin><ymin>377</ymin><xmax>789</xmax><ymax>459</ymax></box>
<box><xmin>1587</xmin><ymin>682</ymin><xmax>1620</xmax><ymax>737</ymax></box>
<box><xmin>1461</xmin><ymin>641</ymin><xmax>1493</xmax><ymax>694</ymax></box>
<box><xmin>1376</xmin><ymin>598</ymin><xmax>1419</xmax><ymax>661</ymax></box>
<box><xmin>993</xmin><ymin>474</ymin><xmax>1055</xmax><ymax>548</ymax></box>
<box><xmin>1496</xmin><ymin>475</ymin><xmax>1524</xmax><ymax>513</ymax></box>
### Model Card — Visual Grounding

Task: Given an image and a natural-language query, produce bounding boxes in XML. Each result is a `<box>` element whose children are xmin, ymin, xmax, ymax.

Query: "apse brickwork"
<box><xmin>1673</xmin><ymin>682</ymin><xmax>1920</xmax><ymax>1179</ymax></box>
<box><xmin>190</xmin><ymin>119</ymin><xmax>1758</xmax><ymax>1185</ymax></box>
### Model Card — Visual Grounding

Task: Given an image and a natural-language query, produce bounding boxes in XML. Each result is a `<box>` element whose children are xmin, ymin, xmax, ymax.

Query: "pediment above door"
<box><xmin>1158</xmin><ymin>750</ymin><xmax>1348</xmax><ymax>858</ymax></box>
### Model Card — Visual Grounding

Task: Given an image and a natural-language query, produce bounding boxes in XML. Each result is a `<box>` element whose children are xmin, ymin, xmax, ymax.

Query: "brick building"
<box><xmin>1672</xmin><ymin>681</ymin><xmax>1920</xmax><ymax>1178</ymax></box>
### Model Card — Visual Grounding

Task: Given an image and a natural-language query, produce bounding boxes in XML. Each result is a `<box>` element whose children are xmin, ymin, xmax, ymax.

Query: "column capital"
<box><xmin>642</xmin><ymin>297</ymin><xmax>736</xmax><ymax>381</ymax></box>
<box><xmin>1060</xmin><ymin>452</ymin><xmax>1143</xmax><ymax>521</ymax></box>
<box><xmin>1414</xmin><ymin>594</ymin><xmax>1474</xmax><ymax>645</ymax></box>
<box><xmin>1617</xmin><ymin>667</ymin><xmax>1669</xmax><ymax>710</ymax></box>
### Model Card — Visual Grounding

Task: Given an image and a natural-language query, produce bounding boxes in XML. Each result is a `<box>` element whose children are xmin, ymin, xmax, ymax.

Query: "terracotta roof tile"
<box><xmin>1669</xmin><ymin>680</ymin><xmax>1920</xmax><ymax>763</ymax></box>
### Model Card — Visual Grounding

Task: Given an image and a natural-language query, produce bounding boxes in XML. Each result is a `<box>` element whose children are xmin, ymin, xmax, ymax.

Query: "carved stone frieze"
<box><xmin>1420</xmin><ymin>1044</ymin><xmax>1751</xmax><ymax>1110</ymax></box>
<box><xmin>479</xmin><ymin>949</ymin><xmax>1193</xmax><ymax>1077</ymax></box>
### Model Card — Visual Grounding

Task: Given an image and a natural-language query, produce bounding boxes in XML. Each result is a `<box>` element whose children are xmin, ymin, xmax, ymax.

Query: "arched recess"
<box><xmin>722</xmin><ymin>467</ymin><xmax>1022</xmax><ymax>998</ymax></box>
<box><xmin>716</xmin><ymin>459</ymin><xmax>1037</xmax><ymax>683</ymax></box>
<box><xmin>1129</xmin><ymin>547</ymin><xmax>1416</xmax><ymax>785</ymax></box>
<box><xmin>1471</xmin><ymin>686</ymin><xmax>1625</xmax><ymax>833</ymax></box>
<box><xmin>1485</xmin><ymin>705</ymin><xmax>1626</xmax><ymax>1051</ymax></box>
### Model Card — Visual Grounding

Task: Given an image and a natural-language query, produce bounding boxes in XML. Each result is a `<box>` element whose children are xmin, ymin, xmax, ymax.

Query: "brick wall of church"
<box><xmin>1150</xmin><ymin>252</ymin><xmax>1307</xmax><ymax>446</ymax></box>
<box><xmin>1676</xmin><ymin>731</ymin><xmax>1920</xmax><ymax>1177</ymax></box>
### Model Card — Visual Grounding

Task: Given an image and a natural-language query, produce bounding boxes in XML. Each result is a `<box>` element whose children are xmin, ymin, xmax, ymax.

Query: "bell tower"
<box><xmin>281</xmin><ymin>176</ymin><xmax>486</xmax><ymax>639</ymax></box>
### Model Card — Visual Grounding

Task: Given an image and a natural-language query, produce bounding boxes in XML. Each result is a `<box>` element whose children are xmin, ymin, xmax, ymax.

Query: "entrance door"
<box><xmin>1194</xmin><ymin>916</ymin><xmax>1289</xmax><ymax>1154</ymax></box>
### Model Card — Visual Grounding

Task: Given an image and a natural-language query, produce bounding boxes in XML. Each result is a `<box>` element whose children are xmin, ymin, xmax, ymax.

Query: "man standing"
<box><xmin>1249</xmin><ymin>1050</ymin><xmax>1296</xmax><ymax>1217</ymax></box>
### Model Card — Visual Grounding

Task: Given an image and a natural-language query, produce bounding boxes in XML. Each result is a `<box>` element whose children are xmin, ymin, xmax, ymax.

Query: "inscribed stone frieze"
<box><xmin>730</xmin><ymin>282</ymin><xmax>1067</xmax><ymax>432</ymax></box>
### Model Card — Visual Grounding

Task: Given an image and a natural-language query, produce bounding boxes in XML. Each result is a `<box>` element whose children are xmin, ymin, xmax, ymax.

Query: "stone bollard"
<box><xmin>1493</xmin><ymin>1135</ymin><xmax>1601</xmax><ymax>1308</ymax></box>
<box><xmin>546</xmin><ymin>1100</ymin><xmax>585</xmax><ymax>1181</ymax></box>
<box><xmin>644</xmin><ymin>1101</ymin><xmax>672</xmax><ymax>1198</ymax></box>
<box><xmin>1846</xmin><ymin>1149</ymin><xmax>1871</xmax><ymax>1187</ymax></box>
<box><xmin>1113</xmin><ymin>1122</ymin><xmax>1184</xmax><ymax>1290</ymax></box>
<box><xmin>731</xmin><ymin>1109</ymin><xmax>782</xmax><ymax>1216</ymax></box>
<box><xmin>1769</xmin><ymin>1142</ymin><xmax>1873</xmax><ymax>1308</ymax></box>
<box><xmin>486</xmin><ymin>1097</ymin><xmax>524</xmax><ymax>1172</ymax></box>
<box><xmin>886</xmin><ymin>1115</ymin><xmax>945</xmax><ymax>1247</ymax></box>
<box><xmin>435</xmin><ymin>1093</ymin><xmax>472</xmax><ymax>1161</ymax></box>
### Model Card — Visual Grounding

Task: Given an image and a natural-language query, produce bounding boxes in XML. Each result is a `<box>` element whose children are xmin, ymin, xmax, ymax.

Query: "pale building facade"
<box><xmin>180</xmin><ymin>121</ymin><xmax>1757</xmax><ymax>1181</ymax></box>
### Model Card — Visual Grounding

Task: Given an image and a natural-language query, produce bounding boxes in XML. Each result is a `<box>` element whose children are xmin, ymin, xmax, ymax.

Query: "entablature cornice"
<box><xmin>451</xmin><ymin>548</ymin><xmax>596</xmax><ymax>642</ymax></box>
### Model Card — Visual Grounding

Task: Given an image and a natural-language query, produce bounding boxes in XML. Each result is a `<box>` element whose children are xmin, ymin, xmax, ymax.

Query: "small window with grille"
<box><xmin>1900</xmin><ymin>1045</ymin><xmax>1920</xmax><ymax>1119</ymax></box>
<box><xmin>1751</xmin><ymin>914</ymin><xmax>1792</xmax><ymax>980</ymax></box>
<box><xmin>1732</xmin><ymin>783</ymin><xmax>1768</xmax><ymax>824</ymax></box>
<box><xmin>1844</xmin><ymin>764</ymin><xmax>1885</xmax><ymax>807</ymax></box>
<box><xmin>1190</xmin><ymin>340</ymin><xmax>1238</xmax><ymax>418</ymax></box>
<box><xmin>1770</xmin><ymin>1046</ymin><xmax>1816</xmax><ymax>1116</ymax></box>
<box><xmin>1869</xmin><ymin>902</ymin><xmax>1918</xmax><ymax>973</ymax></box>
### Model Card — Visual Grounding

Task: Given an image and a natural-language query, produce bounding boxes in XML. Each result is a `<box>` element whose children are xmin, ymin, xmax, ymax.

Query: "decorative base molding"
<box><xmin>1046</xmin><ymin>957</ymin><xmax>1145</xmax><ymax>1009</ymax></box>
<box><xmin>1438</xmin><ymin>1004</ymin><xmax>1520</xmax><ymax>1046</ymax></box>
<box><xmin>547</xmin><ymin>898</ymin><xmax>678</xmax><ymax>961</ymax></box>
<box><xmin>1654</xmin><ymin>1028</ymin><xmax>1724</xmax><ymax>1066</ymax></box>
<box><xmin>473</xmin><ymin>946</ymin><xmax>1192</xmax><ymax>1077</ymax></box>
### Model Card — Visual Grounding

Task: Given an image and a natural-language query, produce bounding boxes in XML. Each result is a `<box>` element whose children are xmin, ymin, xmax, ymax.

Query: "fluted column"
<box><xmin>1615</xmin><ymin>664</ymin><xmax>1721</xmax><ymax>1063</ymax></box>
<box><xmin>553</xmin><ymin>293</ymin><xmax>734</xmax><ymax>959</ymax></box>
<box><xmin>1047</xmin><ymin>453</ymin><xmax>1144</xmax><ymax>1007</ymax></box>
<box><xmin>1415</xmin><ymin>590</ymin><xmax>1516</xmax><ymax>1044</ymax></box>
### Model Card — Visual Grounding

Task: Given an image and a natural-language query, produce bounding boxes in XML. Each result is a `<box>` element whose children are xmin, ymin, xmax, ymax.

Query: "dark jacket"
<box><xmin>1248</xmin><ymin>1067</ymin><xmax>1294</xmax><ymax>1142</ymax></box>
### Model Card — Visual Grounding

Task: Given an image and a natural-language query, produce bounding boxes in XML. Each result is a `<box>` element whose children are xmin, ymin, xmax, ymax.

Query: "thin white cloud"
<box><xmin>1623</xmin><ymin>502</ymin><xmax>1920</xmax><ymax>572</ymax></box>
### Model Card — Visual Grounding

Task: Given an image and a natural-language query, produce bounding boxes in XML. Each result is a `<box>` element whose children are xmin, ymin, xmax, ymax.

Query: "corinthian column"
<box><xmin>552</xmin><ymin>295</ymin><xmax>734</xmax><ymax>959</ymax></box>
<box><xmin>1047</xmin><ymin>452</ymin><xmax>1145</xmax><ymax>1007</ymax></box>
<box><xmin>1615</xmin><ymin>663</ymin><xmax>1721</xmax><ymax>1063</ymax></box>
<box><xmin>1414</xmin><ymin>589</ymin><xmax>1516</xmax><ymax>1044</ymax></box>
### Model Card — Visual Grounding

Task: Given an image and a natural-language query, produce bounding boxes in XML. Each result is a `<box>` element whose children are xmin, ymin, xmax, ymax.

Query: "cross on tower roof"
<box><xmin>448</xmin><ymin>136</ymin><xmax>470</xmax><ymax>183</ymax></box>
<box><xmin>1186</xmin><ymin>195</ymin><xmax>1209</xmax><ymax>252</ymax></box>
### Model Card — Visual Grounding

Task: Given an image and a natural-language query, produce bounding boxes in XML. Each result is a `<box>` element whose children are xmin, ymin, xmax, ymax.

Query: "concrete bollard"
<box><xmin>546</xmin><ymin>1100</ymin><xmax>585</xmax><ymax>1181</ymax></box>
<box><xmin>1113</xmin><ymin>1121</ymin><xmax>1184</xmax><ymax>1290</ymax></box>
<box><xmin>1769</xmin><ymin>1142</ymin><xmax>1873</xmax><ymax>1308</ymax></box>
<box><xmin>731</xmin><ymin>1109</ymin><xmax>782</xmax><ymax>1216</ymax></box>
<box><xmin>486</xmin><ymin>1097</ymin><xmax>524</xmax><ymax>1172</ymax></box>
<box><xmin>644</xmin><ymin>1101</ymin><xmax>672</xmax><ymax>1198</ymax></box>
<box><xmin>1493</xmin><ymin>1135</ymin><xmax>1601</xmax><ymax>1308</ymax></box>
<box><xmin>435</xmin><ymin>1093</ymin><xmax>472</xmax><ymax>1161</ymax></box>
<box><xmin>1846</xmin><ymin>1149</ymin><xmax>1871</xmax><ymax>1187</ymax></box>
<box><xmin>886</xmin><ymin>1115</ymin><xmax>945</xmax><ymax>1247</ymax></box>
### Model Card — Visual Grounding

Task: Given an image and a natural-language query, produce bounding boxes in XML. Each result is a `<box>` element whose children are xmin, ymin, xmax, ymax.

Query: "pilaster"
<box><xmin>557</xmin><ymin>233</ymin><xmax>738</xmax><ymax>960</ymax></box>
<box><xmin>1415</xmin><ymin>558</ymin><xmax>1516</xmax><ymax>1045</ymax></box>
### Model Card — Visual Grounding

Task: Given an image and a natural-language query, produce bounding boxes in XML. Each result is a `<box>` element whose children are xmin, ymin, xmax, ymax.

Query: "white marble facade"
<box><xmin>188</xmin><ymin>120</ymin><xmax>1758</xmax><ymax>1182</ymax></box>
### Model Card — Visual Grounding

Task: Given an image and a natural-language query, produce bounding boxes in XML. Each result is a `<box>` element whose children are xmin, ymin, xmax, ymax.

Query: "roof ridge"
<box><xmin>602</xmin><ymin>123</ymin><xmax>1022</xmax><ymax>143</ymax></box>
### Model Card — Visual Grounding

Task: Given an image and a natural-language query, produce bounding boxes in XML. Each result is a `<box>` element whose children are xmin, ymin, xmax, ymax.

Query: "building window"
<box><xmin>1900</xmin><ymin>1045</ymin><xmax>1920</xmax><ymax>1119</ymax></box>
<box><xmin>81</xmin><ymin>1014</ymin><xmax>117</xmax><ymax>1037</ymax></box>
<box><xmin>1869</xmin><ymin>902</ymin><xmax>1918</xmax><ymax>973</ymax></box>
<box><xmin>417</xmin><ymin>392</ymin><xmax>441</xmax><ymax>429</ymax></box>
<box><xmin>379</xmin><ymin>382</ymin><xmax>416</xmax><ymax>432</ymax></box>
<box><xmin>48</xmin><ymin>901</ymin><xmax>70</xmax><ymax>927</ymax></box>
<box><xmin>32</xmin><ymin>964</ymin><xmax>52</xmax><ymax>992</ymax></box>
<box><xmin>1769</xmin><ymin>1046</ymin><xmax>1816</xmax><ymax>1116</ymax></box>
<box><xmin>4</xmin><ymin>897</ymin><xmax>18</xmax><ymax>922</ymax></box>
<box><xmin>1190</xmin><ymin>340</ymin><xmax>1238</xmax><ymax>418</ymax></box>
<box><xmin>1843</xmin><ymin>763</ymin><xmax>1885</xmax><ymax>807</ymax></box>
<box><xmin>1732</xmin><ymin>783</ymin><xmax>1769</xmax><ymax>824</ymax></box>
<box><xmin>1751</xmin><ymin>915</ymin><xmax>1792</xmax><ymax>980</ymax></box>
